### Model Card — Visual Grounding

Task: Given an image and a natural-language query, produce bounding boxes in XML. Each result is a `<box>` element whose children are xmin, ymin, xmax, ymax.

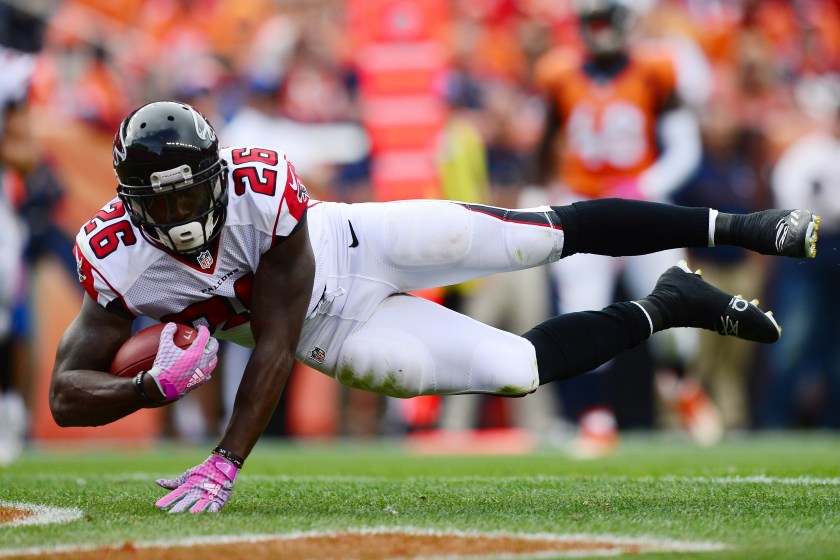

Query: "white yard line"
<box><xmin>0</xmin><ymin>526</ymin><xmax>726</xmax><ymax>558</ymax></box>
<box><xmin>637</xmin><ymin>475</ymin><xmax>840</xmax><ymax>486</ymax></box>
<box><xmin>0</xmin><ymin>502</ymin><xmax>83</xmax><ymax>527</ymax></box>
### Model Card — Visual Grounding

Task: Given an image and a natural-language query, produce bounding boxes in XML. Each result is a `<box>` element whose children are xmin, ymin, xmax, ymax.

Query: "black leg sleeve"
<box><xmin>553</xmin><ymin>198</ymin><xmax>710</xmax><ymax>258</ymax></box>
<box><xmin>522</xmin><ymin>302</ymin><xmax>651</xmax><ymax>385</ymax></box>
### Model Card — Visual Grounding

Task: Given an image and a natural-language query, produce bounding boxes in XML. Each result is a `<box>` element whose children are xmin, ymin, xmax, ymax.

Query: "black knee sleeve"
<box><xmin>522</xmin><ymin>302</ymin><xmax>651</xmax><ymax>385</ymax></box>
<box><xmin>553</xmin><ymin>199</ymin><xmax>710</xmax><ymax>257</ymax></box>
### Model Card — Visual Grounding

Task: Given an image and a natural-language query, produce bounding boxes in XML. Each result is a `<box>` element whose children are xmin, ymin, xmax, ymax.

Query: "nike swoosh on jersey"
<box><xmin>348</xmin><ymin>220</ymin><xmax>359</xmax><ymax>248</ymax></box>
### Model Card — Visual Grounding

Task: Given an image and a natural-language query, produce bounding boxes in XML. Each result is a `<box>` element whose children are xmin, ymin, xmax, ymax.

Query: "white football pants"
<box><xmin>295</xmin><ymin>200</ymin><xmax>565</xmax><ymax>398</ymax></box>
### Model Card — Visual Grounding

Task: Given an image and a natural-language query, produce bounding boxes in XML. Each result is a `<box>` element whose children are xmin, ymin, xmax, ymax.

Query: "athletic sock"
<box><xmin>522</xmin><ymin>302</ymin><xmax>651</xmax><ymax>385</ymax></box>
<box><xmin>551</xmin><ymin>199</ymin><xmax>710</xmax><ymax>258</ymax></box>
<box><xmin>714</xmin><ymin>210</ymin><xmax>786</xmax><ymax>254</ymax></box>
<box><xmin>714</xmin><ymin>213</ymin><xmax>744</xmax><ymax>248</ymax></box>
<box><xmin>634</xmin><ymin>298</ymin><xmax>665</xmax><ymax>332</ymax></box>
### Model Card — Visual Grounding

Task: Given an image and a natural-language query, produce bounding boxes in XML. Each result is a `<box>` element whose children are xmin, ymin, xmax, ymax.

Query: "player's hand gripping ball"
<box><xmin>110</xmin><ymin>322</ymin><xmax>219</xmax><ymax>401</ymax></box>
<box><xmin>110</xmin><ymin>323</ymin><xmax>196</xmax><ymax>377</ymax></box>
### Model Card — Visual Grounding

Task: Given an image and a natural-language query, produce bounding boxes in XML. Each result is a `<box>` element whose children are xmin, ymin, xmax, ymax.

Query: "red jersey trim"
<box><xmin>75</xmin><ymin>242</ymin><xmax>135</xmax><ymax>318</ymax></box>
<box><xmin>271</xmin><ymin>158</ymin><xmax>310</xmax><ymax>247</ymax></box>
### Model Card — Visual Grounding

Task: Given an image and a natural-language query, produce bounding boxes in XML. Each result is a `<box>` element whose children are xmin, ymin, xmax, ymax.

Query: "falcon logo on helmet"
<box><xmin>113</xmin><ymin>101</ymin><xmax>228</xmax><ymax>255</ymax></box>
<box><xmin>113</xmin><ymin>128</ymin><xmax>128</xmax><ymax>165</ymax></box>
<box><xmin>190</xmin><ymin>106</ymin><xmax>216</xmax><ymax>142</ymax></box>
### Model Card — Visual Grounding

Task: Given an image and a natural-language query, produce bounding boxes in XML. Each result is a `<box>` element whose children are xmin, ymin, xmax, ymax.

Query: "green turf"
<box><xmin>1</xmin><ymin>432</ymin><xmax>839</xmax><ymax>559</ymax></box>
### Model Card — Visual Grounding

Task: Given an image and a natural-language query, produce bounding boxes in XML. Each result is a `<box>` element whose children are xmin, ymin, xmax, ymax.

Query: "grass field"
<box><xmin>1</xmin><ymin>432</ymin><xmax>839</xmax><ymax>559</ymax></box>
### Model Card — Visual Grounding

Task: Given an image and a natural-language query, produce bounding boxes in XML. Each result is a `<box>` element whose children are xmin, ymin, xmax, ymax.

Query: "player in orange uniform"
<box><xmin>533</xmin><ymin>0</ymin><xmax>712</xmax><ymax>457</ymax></box>
<box><xmin>535</xmin><ymin>35</ymin><xmax>687</xmax><ymax>200</ymax></box>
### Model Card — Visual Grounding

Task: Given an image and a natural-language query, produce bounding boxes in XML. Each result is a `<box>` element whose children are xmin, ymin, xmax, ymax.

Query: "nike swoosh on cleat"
<box><xmin>348</xmin><ymin>220</ymin><xmax>359</xmax><ymax>248</ymax></box>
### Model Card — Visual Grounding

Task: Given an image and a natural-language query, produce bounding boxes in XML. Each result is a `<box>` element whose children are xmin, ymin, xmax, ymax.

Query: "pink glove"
<box><xmin>149</xmin><ymin>322</ymin><xmax>218</xmax><ymax>401</ymax></box>
<box><xmin>156</xmin><ymin>455</ymin><xmax>238</xmax><ymax>513</ymax></box>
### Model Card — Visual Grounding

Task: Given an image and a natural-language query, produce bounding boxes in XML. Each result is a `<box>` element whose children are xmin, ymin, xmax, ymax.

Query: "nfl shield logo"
<box><xmin>197</xmin><ymin>250</ymin><xmax>214</xmax><ymax>270</ymax></box>
<box><xmin>309</xmin><ymin>346</ymin><xmax>326</xmax><ymax>364</ymax></box>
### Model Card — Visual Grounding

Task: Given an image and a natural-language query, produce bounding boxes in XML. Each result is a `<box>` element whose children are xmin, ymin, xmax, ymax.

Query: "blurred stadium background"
<box><xmin>1</xmin><ymin>0</ymin><xmax>840</xmax><ymax>464</ymax></box>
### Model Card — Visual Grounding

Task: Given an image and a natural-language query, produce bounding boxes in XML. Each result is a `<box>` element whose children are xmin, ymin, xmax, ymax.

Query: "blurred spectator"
<box><xmin>759</xmin><ymin>95</ymin><xmax>840</xmax><ymax>429</ymax></box>
<box><xmin>224</xmin><ymin>27</ymin><xmax>369</xmax><ymax>201</ymax></box>
<box><xmin>435</xmin><ymin>67</ymin><xmax>491</xmax><ymax>328</ymax></box>
<box><xmin>672</xmin><ymin>105</ymin><xmax>771</xmax><ymax>433</ymax></box>
<box><xmin>26</xmin><ymin>1</ymin><xmax>131</xmax><ymax>279</ymax></box>
<box><xmin>707</xmin><ymin>0</ymin><xmax>825</xmax><ymax>160</ymax></box>
<box><xmin>0</xmin><ymin>40</ymin><xmax>38</xmax><ymax>465</ymax></box>
<box><xmin>435</xmin><ymin>68</ymin><xmax>562</xmax><ymax>443</ymax></box>
<box><xmin>30</xmin><ymin>2</ymin><xmax>131</xmax><ymax>132</ymax></box>
<box><xmin>634</xmin><ymin>0</ymin><xmax>714</xmax><ymax>110</ymax></box>
<box><xmin>532</xmin><ymin>0</ymin><xmax>707</xmax><ymax>457</ymax></box>
<box><xmin>0</xmin><ymin>4</ymin><xmax>45</xmax><ymax>53</ymax></box>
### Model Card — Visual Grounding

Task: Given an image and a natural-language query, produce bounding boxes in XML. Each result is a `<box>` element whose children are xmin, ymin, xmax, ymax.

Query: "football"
<box><xmin>109</xmin><ymin>323</ymin><xmax>198</xmax><ymax>378</ymax></box>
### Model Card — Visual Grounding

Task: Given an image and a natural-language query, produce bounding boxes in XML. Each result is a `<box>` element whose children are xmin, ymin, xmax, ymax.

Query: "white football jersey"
<box><xmin>74</xmin><ymin>146</ymin><xmax>329</xmax><ymax>347</ymax></box>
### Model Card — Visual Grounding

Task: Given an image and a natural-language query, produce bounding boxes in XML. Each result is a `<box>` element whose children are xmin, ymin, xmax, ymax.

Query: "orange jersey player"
<box><xmin>533</xmin><ymin>0</ymin><xmax>701</xmax><ymax>203</ymax></box>
<box><xmin>531</xmin><ymin>0</ymin><xmax>706</xmax><ymax>458</ymax></box>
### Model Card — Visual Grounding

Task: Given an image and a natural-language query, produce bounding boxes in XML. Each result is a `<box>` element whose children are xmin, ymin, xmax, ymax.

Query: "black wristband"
<box><xmin>133</xmin><ymin>371</ymin><xmax>158</xmax><ymax>404</ymax></box>
<box><xmin>212</xmin><ymin>446</ymin><xmax>245</xmax><ymax>469</ymax></box>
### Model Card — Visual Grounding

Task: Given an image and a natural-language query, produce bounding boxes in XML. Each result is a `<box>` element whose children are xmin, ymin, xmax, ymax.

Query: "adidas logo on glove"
<box><xmin>186</xmin><ymin>369</ymin><xmax>207</xmax><ymax>389</ymax></box>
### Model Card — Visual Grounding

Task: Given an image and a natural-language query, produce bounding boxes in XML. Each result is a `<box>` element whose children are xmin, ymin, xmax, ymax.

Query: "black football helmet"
<box><xmin>576</xmin><ymin>0</ymin><xmax>630</xmax><ymax>57</ymax></box>
<box><xmin>114</xmin><ymin>101</ymin><xmax>228</xmax><ymax>254</ymax></box>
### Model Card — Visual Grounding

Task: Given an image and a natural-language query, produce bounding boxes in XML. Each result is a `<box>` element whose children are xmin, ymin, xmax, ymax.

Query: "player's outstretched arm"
<box><xmin>222</xmin><ymin>221</ymin><xmax>315</xmax><ymax>457</ymax></box>
<box><xmin>49</xmin><ymin>294</ymin><xmax>155</xmax><ymax>426</ymax></box>
<box><xmin>156</xmin><ymin>221</ymin><xmax>315</xmax><ymax>514</ymax></box>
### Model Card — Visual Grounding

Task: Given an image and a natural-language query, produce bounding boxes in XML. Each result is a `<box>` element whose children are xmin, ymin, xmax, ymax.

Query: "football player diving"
<box><xmin>51</xmin><ymin>101</ymin><xmax>818</xmax><ymax>513</ymax></box>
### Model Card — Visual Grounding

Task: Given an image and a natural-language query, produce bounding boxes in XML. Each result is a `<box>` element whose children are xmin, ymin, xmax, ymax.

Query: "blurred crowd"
<box><xmin>1</xmin><ymin>0</ymin><xmax>840</xmax><ymax>460</ymax></box>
